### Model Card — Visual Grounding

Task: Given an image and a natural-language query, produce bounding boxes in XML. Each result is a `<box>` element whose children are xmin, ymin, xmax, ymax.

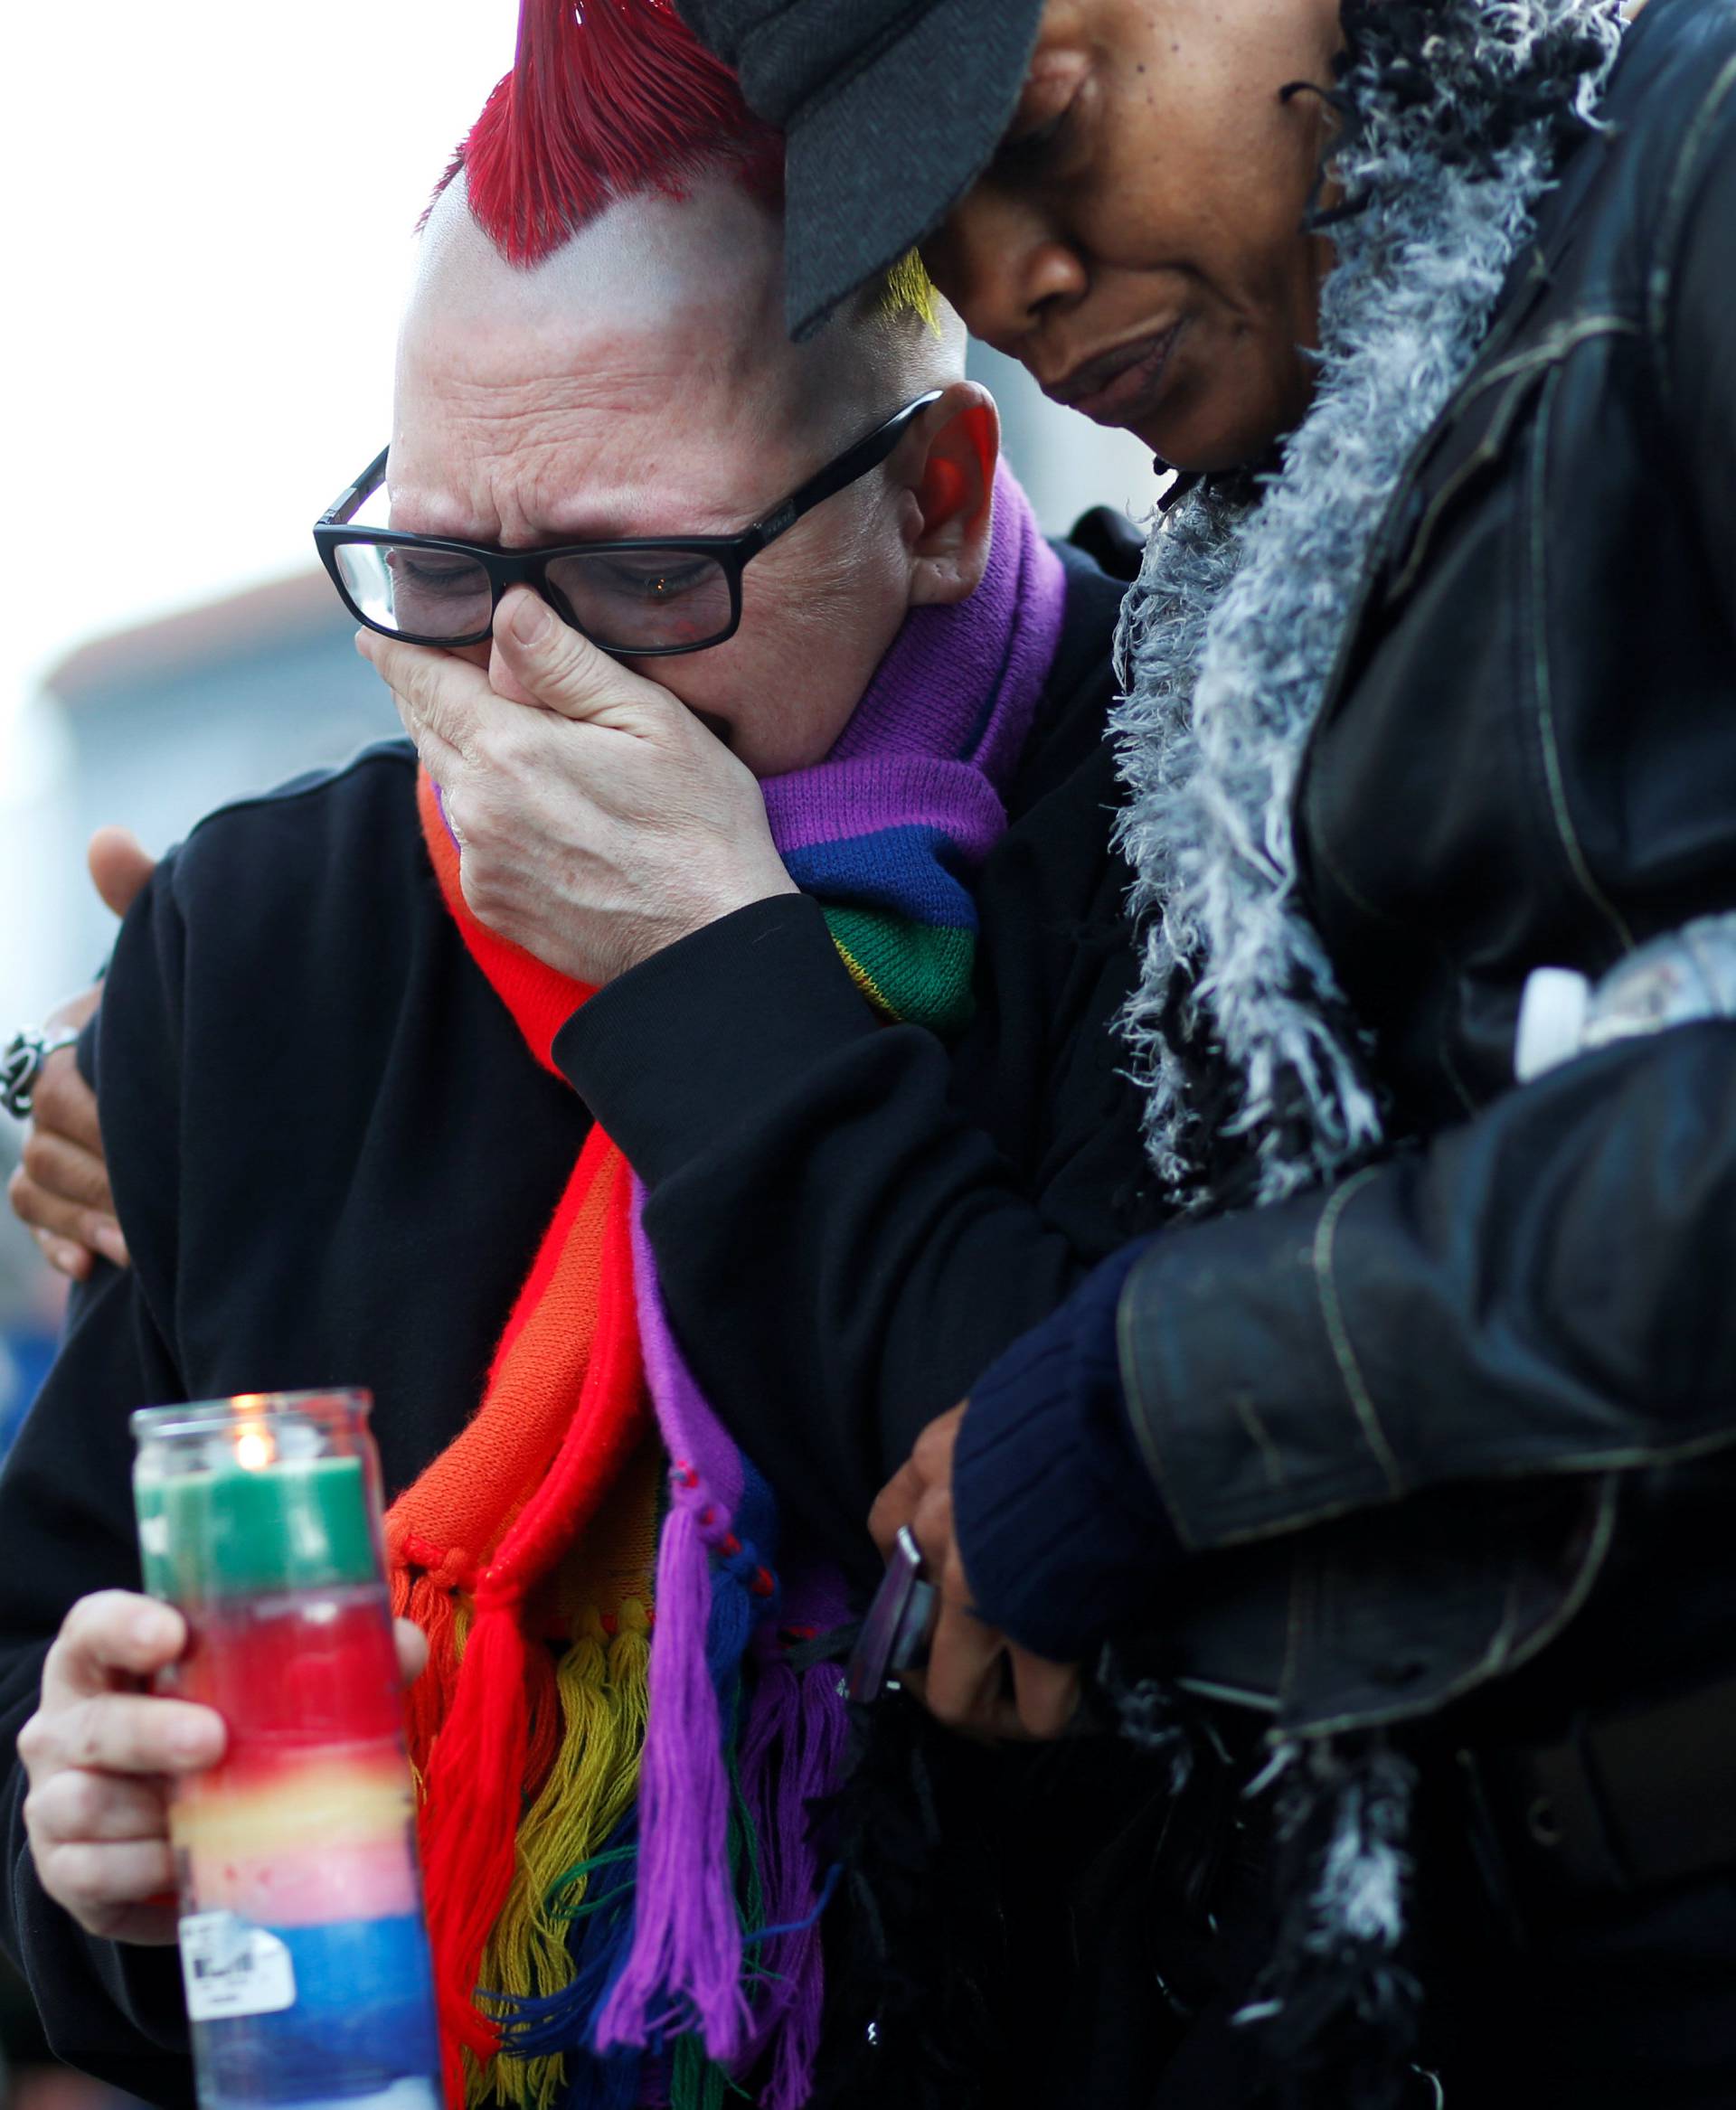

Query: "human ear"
<box><xmin>902</xmin><ymin>381</ymin><xmax>1000</xmax><ymax>608</ymax></box>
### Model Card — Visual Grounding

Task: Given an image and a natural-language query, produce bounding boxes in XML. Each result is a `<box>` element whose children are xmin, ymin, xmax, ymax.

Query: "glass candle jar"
<box><xmin>132</xmin><ymin>1390</ymin><xmax>440</xmax><ymax>2110</ymax></box>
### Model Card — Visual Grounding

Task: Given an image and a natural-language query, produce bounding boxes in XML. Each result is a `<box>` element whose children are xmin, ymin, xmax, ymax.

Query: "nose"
<box><xmin>925</xmin><ymin>189</ymin><xmax>1088</xmax><ymax>356</ymax></box>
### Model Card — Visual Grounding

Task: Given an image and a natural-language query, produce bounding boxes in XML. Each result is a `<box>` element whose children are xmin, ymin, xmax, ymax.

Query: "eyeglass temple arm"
<box><xmin>742</xmin><ymin>390</ymin><xmax>944</xmax><ymax>554</ymax></box>
<box><xmin>316</xmin><ymin>445</ymin><xmax>393</xmax><ymax>530</ymax></box>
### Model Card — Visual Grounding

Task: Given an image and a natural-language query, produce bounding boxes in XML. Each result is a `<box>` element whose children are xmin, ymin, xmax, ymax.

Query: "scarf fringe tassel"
<box><xmin>735</xmin><ymin>1647</ymin><xmax>850</xmax><ymax>2110</ymax></box>
<box><xmin>497</xmin><ymin>1822</ymin><xmax>646</xmax><ymax>2107</ymax></box>
<box><xmin>486</xmin><ymin>1608</ymin><xmax>847</xmax><ymax>2110</ymax></box>
<box><xmin>483</xmin><ymin>1606</ymin><xmax>653</xmax><ymax>2110</ymax></box>
<box><xmin>596</xmin><ymin>1474</ymin><xmax>758</xmax><ymax>2061</ymax></box>
<box><xmin>422</xmin><ymin>1584</ymin><xmax>533</xmax><ymax>2069</ymax></box>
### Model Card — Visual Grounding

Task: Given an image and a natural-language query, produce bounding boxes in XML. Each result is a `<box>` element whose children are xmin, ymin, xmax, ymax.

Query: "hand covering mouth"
<box><xmin>689</xmin><ymin>707</ymin><xmax>734</xmax><ymax>747</ymax></box>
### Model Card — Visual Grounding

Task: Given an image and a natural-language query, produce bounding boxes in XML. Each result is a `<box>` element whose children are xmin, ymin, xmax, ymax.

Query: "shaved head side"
<box><xmin>402</xmin><ymin>174</ymin><xmax>965</xmax><ymax>471</ymax></box>
<box><xmin>411</xmin><ymin>167</ymin><xmax>786</xmax><ymax>340</ymax></box>
<box><xmin>852</xmin><ymin>273</ymin><xmax>969</xmax><ymax>396</ymax></box>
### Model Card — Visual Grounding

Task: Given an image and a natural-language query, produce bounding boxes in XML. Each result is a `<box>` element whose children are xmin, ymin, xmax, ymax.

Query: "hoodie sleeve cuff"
<box><xmin>951</xmin><ymin>1236</ymin><xmax>1186</xmax><ymax>1660</ymax></box>
<box><xmin>553</xmin><ymin>894</ymin><xmax>884</xmax><ymax>1189</ymax></box>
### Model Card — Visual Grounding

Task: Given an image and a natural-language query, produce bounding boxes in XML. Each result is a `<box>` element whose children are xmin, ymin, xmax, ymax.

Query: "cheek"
<box><xmin>1099</xmin><ymin>126</ymin><xmax>1308</xmax><ymax>300</ymax></box>
<box><xmin>730</xmin><ymin>618</ymin><xmax>884</xmax><ymax>760</ymax></box>
<box><xmin>1090</xmin><ymin>0</ymin><xmax>1331</xmax><ymax>298</ymax></box>
<box><xmin>689</xmin><ymin>549</ymin><xmax>910</xmax><ymax>771</ymax></box>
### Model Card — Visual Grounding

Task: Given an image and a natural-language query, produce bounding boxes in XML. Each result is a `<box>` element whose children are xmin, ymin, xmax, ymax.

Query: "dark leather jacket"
<box><xmin>1120</xmin><ymin>0</ymin><xmax>1736</xmax><ymax>1738</ymax></box>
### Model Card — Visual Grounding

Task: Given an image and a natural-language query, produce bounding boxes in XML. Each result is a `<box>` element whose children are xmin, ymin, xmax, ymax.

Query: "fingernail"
<box><xmin>51</xmin><ymin>1240</ymin><xmax>90</xmax><ymax>1280</ymax></box>
<box><xmin>93</xmin><ymin>1222</ymin><xmax>129</xmax><ymax>1267</ymax></box>
<box><xmin>510</xmin><ymin>595</ymin><xmax>552</xmax><ymax>646</ymax></box>
<box><xmin>354</xmin><ymin>629</ymin><xmax>374</xmax><ymax>659</ymax></box>
<box><xmin>130</xmin><ymin>1606</ymin><xmax>170</xmax><ymax>1650</ymax></box>
<box><xmin>170</xmin><ymin>1718</ymin><xmax>212</xmax><ymax>1760</ymax></box>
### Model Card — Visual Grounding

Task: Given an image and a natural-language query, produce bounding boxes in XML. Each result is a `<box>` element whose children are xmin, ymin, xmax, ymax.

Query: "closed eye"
<box><xmin>390</xmin><ymin>551</ymin><xmax>479</xmax><ymax>590</ymax></box>
<box><xmin>587</xmin><ymin>556</ymin><xmax>718</xmax><ymax>600</ymax></box>
<box><xmin>993</xmin><ymin>105</ymin><xmax>1072</xmax><ymax>174</ymax></box>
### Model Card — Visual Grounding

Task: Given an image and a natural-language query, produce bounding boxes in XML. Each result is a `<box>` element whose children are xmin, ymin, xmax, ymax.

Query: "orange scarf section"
<box><xmin>388</xmin><ymin>769</ymin><xmax>651</xmax><ymax>2079</ymax></box>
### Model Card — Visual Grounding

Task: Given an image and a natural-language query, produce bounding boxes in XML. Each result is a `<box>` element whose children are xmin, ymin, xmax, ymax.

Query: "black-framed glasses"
<box><xmin>313</xmin><ymin>389</ymin><xmax>942</xmax><ymax>658</ymax></box>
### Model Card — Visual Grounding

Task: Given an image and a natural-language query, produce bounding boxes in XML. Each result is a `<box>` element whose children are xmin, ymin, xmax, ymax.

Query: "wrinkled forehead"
<box><xmin>392</xmin><ymin>178</ymin><xmax>863</xmax><ymax>541</ymax></box>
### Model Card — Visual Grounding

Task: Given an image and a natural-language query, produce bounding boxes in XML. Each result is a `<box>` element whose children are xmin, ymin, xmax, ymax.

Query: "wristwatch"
<box><xmin>1</xmin><ymin>1024</ymin><xmax>83</xmax><ymax>1121</ymax></box>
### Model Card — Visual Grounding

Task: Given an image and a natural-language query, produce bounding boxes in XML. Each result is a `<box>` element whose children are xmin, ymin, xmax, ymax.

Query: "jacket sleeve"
<box><xmin>0</xmin><ymin>869</ymin><xmax>197</xmax><ymax>2103</ymax></box>
<box><xmin>955</xmin><ymin>1024</ymin><xmax>1736</xmax><ymax>1664</ymax></box>
<box><xmin>1663</xmin><ymin>45</ymin><xmax>1736</xmax><ymax>639</ymax></box>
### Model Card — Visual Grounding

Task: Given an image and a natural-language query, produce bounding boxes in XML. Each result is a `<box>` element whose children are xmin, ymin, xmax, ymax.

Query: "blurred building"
<box><xmin>42</xmin><ymin>574</ymin><xmax>401</xmax><ymax>984</ymax></box>
<box><xmin>0</xmin><ymin>574</ymin><xmax>399</xmax><ymax>1455</ymax></box>
<box><xmin>969</xmin><ymin>340</ymin><xmax>1167</xmax><ymax>537</ymax></box>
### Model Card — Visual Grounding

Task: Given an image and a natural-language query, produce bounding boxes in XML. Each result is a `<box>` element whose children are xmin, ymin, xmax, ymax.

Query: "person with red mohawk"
<box><xmin>0</xmin><ymin>4</ymin><xmax>1170</xmax><ymax>2108</ymax></box>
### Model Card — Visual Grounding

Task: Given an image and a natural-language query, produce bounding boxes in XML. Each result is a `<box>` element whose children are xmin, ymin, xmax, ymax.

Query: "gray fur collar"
<box><xmin>1110</xmin><ymin>0</ymin><xmax>1624</xmax><ymax>1209</ymax></box>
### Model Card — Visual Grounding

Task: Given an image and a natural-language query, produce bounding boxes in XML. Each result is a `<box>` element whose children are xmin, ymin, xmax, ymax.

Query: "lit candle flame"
<box><xmin>231</xmin><ymin>1418</ymin><xmax>274</xmax><ymax>1468</ymax></box>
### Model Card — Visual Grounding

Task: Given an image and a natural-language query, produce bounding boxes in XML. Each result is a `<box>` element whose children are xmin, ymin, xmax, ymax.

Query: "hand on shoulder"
<box><xmin>8</xmin><ymin>830</ymin><xmax>154</xmax><ymax>1279</ymax></box>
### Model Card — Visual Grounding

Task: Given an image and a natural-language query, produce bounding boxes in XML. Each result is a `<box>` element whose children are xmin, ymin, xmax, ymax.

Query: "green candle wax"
<box><xmin>134</xmin><ymin>1455</ymin><xmax>377</xmax><ymax>1603</ymax></box>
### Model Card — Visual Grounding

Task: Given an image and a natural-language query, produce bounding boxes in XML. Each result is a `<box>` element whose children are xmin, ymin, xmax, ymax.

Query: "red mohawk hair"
<box><xmin>447</xmin><ymin>0</ymin><xmax>784</xmax><ymax>267</ymax></box>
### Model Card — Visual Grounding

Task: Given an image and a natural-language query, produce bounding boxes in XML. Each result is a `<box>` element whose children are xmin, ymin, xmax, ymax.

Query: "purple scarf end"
<box><xmin>596</xmin><ymin>1489</ymin><xmax>750</xmax><ymax>2060</ymax></box>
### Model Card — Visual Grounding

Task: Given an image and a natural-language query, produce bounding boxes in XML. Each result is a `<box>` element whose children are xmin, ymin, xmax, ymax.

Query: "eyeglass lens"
<box><xmin>542</xmin><ymin>550</ymin><xmax>734</xmax><ymax>652</ymax></box>
<box><xmin>334</xmin><ymin>543</ymin><xmax>494</xmax><ymax>641</ymax></box>
<box><xmin>330</xmin><ymin>541</ymin><xmax>735</xmax><ymax>652</ymax></box>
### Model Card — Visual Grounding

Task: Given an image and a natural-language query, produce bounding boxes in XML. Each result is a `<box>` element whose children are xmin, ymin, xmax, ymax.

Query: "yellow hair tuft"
<box><xmin>879</xmin><ymin>249</ymin><xmax>942</xmax><ymax>334</ymax></box>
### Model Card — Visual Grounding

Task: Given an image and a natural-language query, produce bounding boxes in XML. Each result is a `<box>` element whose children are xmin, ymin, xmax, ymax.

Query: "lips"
<box><xmin>1044</xmin><ymin>323</ymin><xmax>1185</xmax><ymax>429</ymax></box>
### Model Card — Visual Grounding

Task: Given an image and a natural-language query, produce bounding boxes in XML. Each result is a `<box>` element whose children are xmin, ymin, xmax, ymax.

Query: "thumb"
<box><xmin>87</xmin><ymin>827</ymin><xmax>156</xmax><ymax>920</ymax></box>
<box><xmin>1008</xmin><ymin>1645</ymin><xmax>1081</xmax><ymax>1739</ymax></box>
<box><xmin>490</xmin><ymin>587</ymin><xmax>676</xmax><ymax>732</ymax></box>
<box><xmin>868</xmin><ymin>1450</ymin><xmax>929</xmax><ymax>1560</ymax></box>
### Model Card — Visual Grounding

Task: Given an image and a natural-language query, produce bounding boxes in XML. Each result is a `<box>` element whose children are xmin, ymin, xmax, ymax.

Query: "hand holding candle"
<box><xmin>20</xmin><ymin>1590</ymin><xmax>222</xmax><ymax>1945</ymax></box>
<box><xmin>20</xmin><ymin>1592</ymin><xmax>427</xmax><ymax>1945</ymax></box>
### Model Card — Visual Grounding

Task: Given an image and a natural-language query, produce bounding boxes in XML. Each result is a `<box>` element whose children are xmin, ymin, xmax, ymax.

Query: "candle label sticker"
<box><xmin>178</xmin><ymin>1910</ymin><xmax>297</xmax><ymax>2021</ymax></box>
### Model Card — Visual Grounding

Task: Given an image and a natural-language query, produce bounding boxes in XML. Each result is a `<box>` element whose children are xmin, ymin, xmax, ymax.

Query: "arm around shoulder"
<box><xmin>1115</xmin><ymin>1023</ymin><xmax>1736</xmax><ymax>1560</ymax></box>
<box><xmin>958</xmin><ymin>1022</ymin><xmax>1736</xmax><ymax>1659</ymax></box>
<box><xmin>1660</xmin><ymin>52</ymin><xmax>1736</xmax><ymax>627</ymax></box>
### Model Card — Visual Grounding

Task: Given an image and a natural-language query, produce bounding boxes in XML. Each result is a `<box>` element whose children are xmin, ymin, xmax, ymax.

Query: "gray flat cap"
<box><xmin>678</xmin><ymin>0</ymin><xmax>1044</xmax><ymax>339</ymax></box>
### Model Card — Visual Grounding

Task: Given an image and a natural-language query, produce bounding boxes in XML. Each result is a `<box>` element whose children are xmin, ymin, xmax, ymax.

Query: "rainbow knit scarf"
<box><xmin>387</xmin><ymin>463</ymin><xmax>1065</xmax><ymax>2110</ymax></box>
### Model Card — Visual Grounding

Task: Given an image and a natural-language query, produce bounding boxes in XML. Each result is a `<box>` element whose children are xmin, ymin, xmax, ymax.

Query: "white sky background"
<box><xmin>2</xmin><ymin>1</ymin><xmax>519</xmax><ymax>731</ymax></box>
<box><xmin>0</xmin><ymin>3</ymin><xmax>516</xmax><ymax>1024</ymax></box>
